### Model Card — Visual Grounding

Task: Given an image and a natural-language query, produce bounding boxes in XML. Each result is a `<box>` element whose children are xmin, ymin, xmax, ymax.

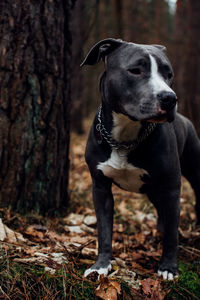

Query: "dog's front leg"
<box><xmin>154</xmin><ymin>190</ymin><xmax>180</xmax><ymax>280</ymax></box>
<box><xmin>84</xmin><ymin>176</ymin><xmax>114</xmax><ymax>278</ymax></box>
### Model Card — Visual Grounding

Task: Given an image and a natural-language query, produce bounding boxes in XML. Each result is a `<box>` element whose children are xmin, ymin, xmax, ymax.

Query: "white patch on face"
<box><xmin>149</xmin><ymin>55</ymin><xmax>174</xmax><ymax>96</ymax></box>
<box><xmin>97</xmin><ymin>149</ymin><xmax>148</xmax><ymax>192</ymax></box>
<box><xmin>112</xmin><ymin>112</ymin><xmax>142</xmax><ymax>142</ymax></box>
<box><xmin>84</xmin><ymin>263</ymin><xmax>112</xmax><ymax>278</ymax></box>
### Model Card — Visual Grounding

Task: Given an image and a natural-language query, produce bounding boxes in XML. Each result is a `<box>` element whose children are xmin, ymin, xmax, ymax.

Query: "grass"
<box><xmin>0</xmin><ymin>249</ymin><xmax>95</xmax><ymax>299</ymax></box>
<box><xmin>1</xmin><ymin>244</ymin><xmax>200</xmax><ymax>299</ymax></box>
<box><xmin>0</xmin><ymin>248</ymin><xmax>136</xmax><ymax>299</ymax></box>
<box><xmin>165</xmin><ymin>261</ymin><xmax>200</xmax><ymax>299</ymax></box>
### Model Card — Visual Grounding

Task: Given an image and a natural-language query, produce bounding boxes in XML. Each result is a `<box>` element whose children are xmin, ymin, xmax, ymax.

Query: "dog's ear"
<box><xmin>152</xmin><ymin>44</ymin><xmax>167</xmax><ymax>52</ymax></box>
<box><xmin>80</xmin><ymin>38</ymin><xmax>123</xmax><ymax>67</ymax></box>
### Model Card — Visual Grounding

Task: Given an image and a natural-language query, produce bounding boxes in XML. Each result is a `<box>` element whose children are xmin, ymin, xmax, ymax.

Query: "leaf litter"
<box><xmin>0</xmin><ymin>127</ymin><xmax>200</xmax><ymax>299</ymax></box>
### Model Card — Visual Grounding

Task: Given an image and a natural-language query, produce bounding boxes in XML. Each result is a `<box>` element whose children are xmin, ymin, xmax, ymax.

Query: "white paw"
<box><xmin>158</xmin><ymin>270</ymin><xmax>178</xmax><ymax>280</ymax></box>
<box><xmin>84</xmin><ymin>263</ymin><xmax>112</xmax><ymax>278</ymax></box>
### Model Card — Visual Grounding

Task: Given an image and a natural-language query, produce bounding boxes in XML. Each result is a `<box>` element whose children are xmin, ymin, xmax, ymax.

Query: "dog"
<box><xmin>81</xmin><ymin>38</ymin><xmax>200</xmax><ymax>280</ymax></box>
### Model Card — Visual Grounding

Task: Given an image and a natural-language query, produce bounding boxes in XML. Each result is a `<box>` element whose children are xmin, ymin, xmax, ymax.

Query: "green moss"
<box><xmin>166</xmin><ymin>261</ymin><xmax>200</xmax><ymax>299</ymax></box>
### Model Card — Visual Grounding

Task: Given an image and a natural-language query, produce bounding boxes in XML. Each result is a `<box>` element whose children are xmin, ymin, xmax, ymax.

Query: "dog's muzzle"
<box><xmin>157</xmin><ymin>91</ymin><xmax>177</xmax><ymax>111</ymax></box>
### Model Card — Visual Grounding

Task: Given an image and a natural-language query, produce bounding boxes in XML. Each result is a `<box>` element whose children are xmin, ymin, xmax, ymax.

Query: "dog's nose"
<box><xmin>157</xmin><ymin>91</ymin><xmax>177</xmax><ymax>111</ymax></box>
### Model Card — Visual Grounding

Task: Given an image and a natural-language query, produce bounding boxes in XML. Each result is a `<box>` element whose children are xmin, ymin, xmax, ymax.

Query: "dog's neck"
<box><xmin>101</xmin><ymin>104</ymin><xmax>142</xmax><ymax>143</ymax></box>
<box><xmin>112</xmin><ymin>112</ymin><xmax>142</xmax><ymax>143</ymax></box>
<box><xmin>98</xmin><ymin>104</ymin><xmax>157</xmax><ymax>151</ymax></box>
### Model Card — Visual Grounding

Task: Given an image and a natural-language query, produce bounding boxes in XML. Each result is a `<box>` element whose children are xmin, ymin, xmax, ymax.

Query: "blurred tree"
<box><xmin>76</xmin><ymin>0</ymin><xmax>175</xmax><ymax>121</ymax></box>
<box><xmin>0</xmin><ymin>0</ymin><xmax>75</xmax><ymax>214</ymax></box>
<box><xmin>71</xmin><ymin>0</ymin><xmax>84</xmax><ymax>134</ymax></box>
<box><xmin>114</xmin><ymin>0</ymin><xmax>123</xmax><ymax>37</ymax></box>
<box><xmin>180</xmin><ymin>0</ymin><xmax>200</xmax><ymax>137</ymax></box>
<box><xmin>173</xmin><ymin>0</ymin><xmax>187</xmax><ymax>111</ymax></box>
<box><xmin>122</xmin><ymin>0</ymin><xmax>150</xmax><ymax>43</ymax></box>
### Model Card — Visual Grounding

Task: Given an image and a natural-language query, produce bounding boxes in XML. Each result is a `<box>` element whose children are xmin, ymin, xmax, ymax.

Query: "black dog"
<box><xmin>81</xmin><ymin>38</ymin><xmax>200</xmax><ymax>280</ymax></box>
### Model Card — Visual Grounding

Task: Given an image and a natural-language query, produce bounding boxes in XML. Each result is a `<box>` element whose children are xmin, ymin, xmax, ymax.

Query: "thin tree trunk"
<box><xmin>173</xmin><ymin>0</ymin><xmax>187</xmax><ymax>113</ymax></box>
<box><xmin>182</xmin><ymin>0</ymin><xmax>200</xmax><ymax>137</ymax></box>
<box><xmin>0</xmin><ymin>0</ymin><xmax>75</xmax><ymax>214</ymax></box>
<box><xmin>71</xmin><ymin>0</ymin><xmax>84</xmax><ymax>134</ymax></box>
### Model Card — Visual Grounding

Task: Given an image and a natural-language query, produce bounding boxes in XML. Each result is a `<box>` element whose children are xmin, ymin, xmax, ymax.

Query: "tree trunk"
<box><xmin>173</xmin><ymin>0</ymin><xmax>187</xmax><ymax>113</ymax></box>
<box><xmin>71</xmin><ymin>0</ymin><xmax>84</xmax><ymax>134</ymax></box>
<box><xmin>0</xmin><ymin>0</ymin><xmax>74</xmax><ymax>214</ymax></box>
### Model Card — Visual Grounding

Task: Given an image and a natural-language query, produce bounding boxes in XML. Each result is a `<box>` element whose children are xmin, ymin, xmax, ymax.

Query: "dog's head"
<box><xmin>81</xmin><ymin>38</ymin><xmax>177</xmax><ymax>123</ymax></box>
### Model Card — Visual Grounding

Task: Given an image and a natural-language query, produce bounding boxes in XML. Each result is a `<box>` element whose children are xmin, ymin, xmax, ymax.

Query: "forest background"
<box><xmin>71</xmin><ymin>0</ymin><xmax>200</xmax><ymax>137</ymax></box>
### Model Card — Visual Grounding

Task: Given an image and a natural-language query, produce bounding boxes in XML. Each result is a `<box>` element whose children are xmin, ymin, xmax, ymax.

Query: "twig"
<box><xmin>179</xmin><ymin>245</ymin><xmax>200</xmax><ymax>257</ymax></box>
<box><xmin>173</xmin><ymin>288</ymin><xmax>188</xmax><ymax>300</ymax></box>
<box><xmin>62</xmin><ymin>266</ymin><xmax>67</xmax><ymax>300</ymax></box>
<box><xmin>0</xmin><ymin>286</ymin><xmax>10</xmax><ymax>299</ymax></box>
<box><xmin>179</xmin><ymin>286</ymin><xmax>200</xmax><ymax>300</ymax></box>
<box><xmin>186</xmin><ymin>246</ymin><xmax>200</xmax><ymax>254</ymax></box>
<box><xmin>77</xmin><ymin>239</ymin><xmax>96</xmax><ymax>251</ymax></box>
<box><xmin>0</xmin><ymin>240</ymin><xmax>37</xmax><ymax>248</ymax></box>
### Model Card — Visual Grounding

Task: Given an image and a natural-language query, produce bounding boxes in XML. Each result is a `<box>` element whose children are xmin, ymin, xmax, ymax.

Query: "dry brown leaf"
<box><xmin>119</xmin><ymin>252</ymin><xmax>128</xmax><ymax>259</ymax></box>
<box><xmin>129</xmin><ymin>252</ymin><xmax>143</xmax><ymax>261</ymax></box>
<box><xmin>134</xmin><ymin>233</ymin><xmax>146</xmax><ymax>244</ymax></box>
<box><xmin>25</xmin><ymin>225</ymin><xmax>44</xmax><ymax>239</ymax></box>
<box><xmin>83</xmin><ymin>215</ymin><xmax>97</xmax><ymax>226</ymax></box>
<box><xmin>141</xmin><ymin>278</ymin><xmax>164</xmax><ymax>300</ymax></box>
<box><xmin>141</xmin><ymin>278</ymin><xmax>153</xmax><ymax>295</ymax></box>
<box><xmin>95</xmin><ymin>276</ymin><xmax>121</xmax><ymax>300</ymax></box>
<box><xmin>140</xmin><ymin>250</ymin><xmax>161</xmax><ymax>257</ymax></box>
<box><xmin>131</xmin><ymin>262</ymin><xmax>145</xmax><ymax>270</ymax></box>
<box><xmin>63</xmin><ymin>213</ymin><xmax>84</xmax><ymax>226</ymax></box>
<box><xmin>14</xmin><ymin>252</ymin><xmax>67</xmax><ymax>270</ymax></box>
<box><xmin>0</xmin><ymin>218</ymin><xmax>6</xmax><ymax>241</ymax></box>
<box><xmin>179</xmin><ymin>227</ymin><xmax>200</xmax><ymax>238</ymax></box>
<box><xmin>64</xmin><ymin>225</ymin><xmax>84</xmax><ymax>234</ymax></box>
<box><xmin>113</xmin><ymin>223</ymin><xmax>124</xmax><ymax>233</ymax></box>
<box><xmin>0</xmin><ymin>218</ymin><xmax>26</xmax><ymax>243</ymax></box>
<box><xmin>117</xmin><ymin>201</ymin><xmax>132</xmax><ymax>216</ymax></box>
<box><xmin>70</xmin><ymin>236</ymin><xmax>91</xmax><ymax>244</ymax></box>
<box><xmin>80</xmin><ymin>223</ymin><xmax>95</xmax><ymax>233</ymax></box>
<box><xmin>81</xmin><ymin>247</ymin><xmax>97</xmax><ymax>256</ymax></box>
<box><xmin>114</xmin><ymin>257</ymin><xmax>126</xmax><ymax>267</ymax></box>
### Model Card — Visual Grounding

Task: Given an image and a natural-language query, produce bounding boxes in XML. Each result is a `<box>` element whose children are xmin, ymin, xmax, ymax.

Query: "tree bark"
<box><xmin>71</xmin><ymin>0</ymin><xmax>84</xmax><ymax>134</ymax></box>
<box><xmin>173</xmin><ymin>0</ymin><xmax>187</xmax><ymax>113</ymax></box>
<box><xmin>0</xmin><ymin>0</ymin><xmax>74</xmax><ymax>214</ymax></box>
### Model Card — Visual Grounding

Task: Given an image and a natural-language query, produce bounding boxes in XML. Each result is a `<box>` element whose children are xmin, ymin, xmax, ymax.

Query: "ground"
<box><xmin>0</xmin><ymin>119</ymin><xmax>200</xmax><ymax>299</ymax></box>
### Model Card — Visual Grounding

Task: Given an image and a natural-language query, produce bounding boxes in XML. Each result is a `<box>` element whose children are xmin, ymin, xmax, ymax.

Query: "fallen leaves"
<box><xmin>63</xmin><ymin>213</ymin><xmax>84</xmax><ymax>225</ymax></box>
<box><xmin>95</xmin><ymin>275</ymin><xmax>121</xmax><ymax>300</ymax></box>
<box><xmin>0</xmin><ymin>218</ymin><xmax>26</xmax><ymax>244</ymax></box>
<box><xmin>141</xmin><ymin>278</ymin><xmax>165</xmax><ymax>300</ymax></box>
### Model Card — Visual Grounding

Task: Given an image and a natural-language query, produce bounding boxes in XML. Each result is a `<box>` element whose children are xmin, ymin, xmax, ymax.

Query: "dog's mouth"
<box><xmin>144</xmin><ymin>104</ymin><xmax>177</xmax><ymax>123</ymax></box>
<box><xmin>128</xmin><ymin>111</ymin><xmax>173</xmax><ymax>123</ymax></box>
<box><xmin>147</xmin><ymin>111</ymin><xmax>168</xmax><ymax>123</ymax></box>
<box><xmin>122</xmin><ymin>102</ymin><xmax>177</xmax><ymax>123</ymax></box>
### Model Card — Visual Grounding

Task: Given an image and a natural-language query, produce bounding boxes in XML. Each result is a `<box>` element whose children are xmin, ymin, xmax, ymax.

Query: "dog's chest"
<box><xmin>97</xmin><ymin>112</ymin><xmax>148</xmax><ymax>192</ymax></box>
<box><xmin>97</xmin><ymin>149</ymin><xmax>147</xmax><ymax>192</ymax></box>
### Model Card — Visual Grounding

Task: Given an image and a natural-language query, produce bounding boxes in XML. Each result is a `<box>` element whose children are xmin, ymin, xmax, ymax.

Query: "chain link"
<box><xmin>96</xmin><ymin>105</ymin><xmax>157</xmax><ymax>151</ymax></box>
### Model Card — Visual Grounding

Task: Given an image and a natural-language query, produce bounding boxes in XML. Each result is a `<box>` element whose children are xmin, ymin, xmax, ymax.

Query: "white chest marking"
<box><xmin>97</xmin><ymin>149</ymin><xmax>148</xmax><ymax>192</ymax></box>
<box><xmin>149</xmin><ymin>55</ymin><xmax>174</xmax><ymax>95</ymax></box>
<box><xmin>112</xmin><ymin>112</ymin><xmax>141</xmax><ymax>142</ymax></box>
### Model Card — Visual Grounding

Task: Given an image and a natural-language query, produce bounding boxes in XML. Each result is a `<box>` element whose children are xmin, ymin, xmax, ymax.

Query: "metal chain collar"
<box><xmin>96</xmin><ymin>105</ymin><xmax>157</xmax><ymax>151</ymax></box>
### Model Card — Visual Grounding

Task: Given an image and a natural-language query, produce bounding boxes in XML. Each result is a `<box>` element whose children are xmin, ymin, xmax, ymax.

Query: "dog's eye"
<box><xmin>168</xmin><ymin>72</ymin><xmax>173</xmax><ymax>80</ymax></box>
<box><xmin>128</xmin><ymin>68</ymin><xmax>142</xmax><ymax>76</ymax></box>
